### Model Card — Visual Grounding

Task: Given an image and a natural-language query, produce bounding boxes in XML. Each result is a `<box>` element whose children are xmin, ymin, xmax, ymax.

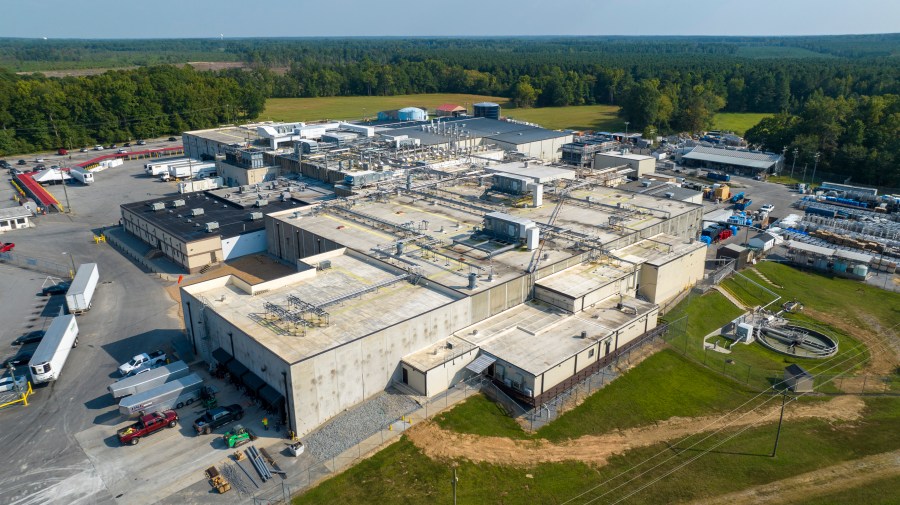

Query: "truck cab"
<box><xmin>118</xmin><ymin>410</ymin><xmax>178</xmax><ymax>445</ymax></box>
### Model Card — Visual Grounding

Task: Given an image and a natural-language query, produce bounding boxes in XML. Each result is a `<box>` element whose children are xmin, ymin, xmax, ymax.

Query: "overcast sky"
<box><xmin>2</xmin><ymin>0</ymin><xmax>898</xmax><ymax>38</ymax></box>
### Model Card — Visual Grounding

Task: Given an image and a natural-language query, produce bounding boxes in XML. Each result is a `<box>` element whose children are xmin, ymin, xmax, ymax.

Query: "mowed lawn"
<box><xmin>502</xmin><ymin>104</ymin><xmax>623</xmax><ymax>131</ymax></box>
<box><xmin>712</xmin><ymin>112</ymin><xmax>772</xmax><ymax>135</ymax></box>
<box><xmin>262</xmin><ymin>94</ymin><xmax>509</xmax><ymax>122</ymax></box>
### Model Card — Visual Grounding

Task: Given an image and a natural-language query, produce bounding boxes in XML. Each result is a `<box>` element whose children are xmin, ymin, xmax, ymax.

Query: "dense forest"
<box><xmin>1</xmin><ymin>36</ymin><xmax>898</xmax><ymax>185</ymax></box>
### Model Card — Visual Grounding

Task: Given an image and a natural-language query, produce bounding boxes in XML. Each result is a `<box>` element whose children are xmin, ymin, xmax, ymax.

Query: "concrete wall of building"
<box><xmin>265</xmin><ymin>218</ymin><xmax>344</xmax><ymax>262</ymax></box>
<box><xmin>218</xmin><ymin>161</ymin><xmax>280</xmax><ymax>187</ymax></box>
<box><xmin>290</xmin><ymin>297</ymin><xmax>473</xmax><ymax>436</ymax></box>
<box><xmin>423</xmin><ymin>347</ymin><xmax>478</xmax><ymax>397</ymax></box>
<box><xmin>533</xmin><ymin>286</ymin><xmax>576</xmax><ymax>312</ymax></box>
<box><xmin>469</xmin><ymin>275</ymin><xmax>530</xmax><ymax>324</ymax></box>
<box><xmin>639</xmin><ymin>246</ymin><xmax>706</xmax><ymax>304</ymax></box>
<box><xmin>490</xmin><ymin>359</ymin><xmax>538</xmax><ymax>398</ymax></box>
<box><xmin>491</xmin><ymin>136</ymin><xmax>573</xmax><ymax>162</ymax></box>
<box><xmin>222</xmin><ymin>230</ymin><xmax>267</xmax><ymax>261</ymax></box>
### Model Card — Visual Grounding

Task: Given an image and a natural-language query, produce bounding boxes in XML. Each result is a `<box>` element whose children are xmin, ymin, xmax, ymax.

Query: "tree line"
<box><xmin>0</xmin><ymin>65</ymin><xmax>264</xmax><ymax>155</ymax></box>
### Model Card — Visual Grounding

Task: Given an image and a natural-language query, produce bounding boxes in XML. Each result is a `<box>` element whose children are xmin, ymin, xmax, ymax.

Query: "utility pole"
<box><xmin>811</xmin><ymin>152</ymin><xmax>820</xmax><ymax>185</ymax></box>
<box><xmin>771</xmin><ymin>390</ymin><xmax>788</xmax><ymax>457</ymax></box>
<box><xmin>451</xmin><ymin>467</ymin><xmax>458</xmax><ymax>505</ymax></box>
<box><xmin>781</xmin><ymin>146</ymin><xmax>787</xmax><ymax>174</ymax></box>
<box><xmin>790</xmin><ymin>148</ymin><xmax>798</xmax><ymax>179</ymax></box>
<box><xmin>802</xmin><ymin>163</ymin><xmax>808</xmax><ymax>184</ymax></box>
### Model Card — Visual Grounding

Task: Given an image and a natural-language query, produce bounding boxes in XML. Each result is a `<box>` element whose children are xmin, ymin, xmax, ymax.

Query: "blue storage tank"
<box><xmin>473</xmin><ymin>102</ymin><xmax>501</xmax><ymax>120</ymax></box>
<box><xmin>700</xmin><ymin>235</ymin><xmax>712</xmax><ymax>246</ymax></box>
<box><xmin>398</xmin><ymin>107</ymin><xmax>427</xmax><ymax>121</ymax></box>
<box><xmin>833</xmin><ymin>260</ymin><xmax>847</xmax><ymax>273</ymax></box>
<box><xmin>730</xmin><ymin>225</ymin><xmax>739</xmax><ymax>235</ymax></box>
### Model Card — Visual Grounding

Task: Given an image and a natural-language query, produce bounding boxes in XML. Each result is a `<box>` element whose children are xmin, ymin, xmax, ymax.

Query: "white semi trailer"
<box><xmin>145</xmin><ymin>158</ymin><xmax>188</xmax><ymax>176</ymax></box>
<box><xmin>65</xmin><ymin>263</ymin><xmax>99</xmax><ymax>315</ymax></box>
<box><xmin>108</xmin><ymin>360</ymin><xmax>190</xmax><ymax>398</ymax></box>
<box><xmin>160</xmin><ymin>161</ymin><xmax>216</xmax><ymax>182</ymax></box>
<box><xmin>68</xmin><ymin>166</ymin><xmax>95</xmax><ymax>185</ymax></box>
<box><xmin>28</xmin><ymin>314</ymin><xmax>79</xmax><ymax>384</ymax></box>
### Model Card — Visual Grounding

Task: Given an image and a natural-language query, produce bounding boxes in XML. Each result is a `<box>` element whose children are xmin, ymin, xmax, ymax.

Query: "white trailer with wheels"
<box><xmin>145</xmin><ymin>158</ymin><xmax>188</xmax><ymax>176</ymax></box>
<box><xmin>28</xmin><ymin>314</ymin><xmax>79</xmax><ymax>384</ymax></box>
<box><xmin>118</xmin><ymin>373</ymin><xmax>212</xmax><ymax>417</ymax></box>
<box><xmin>65</xmin><ymin>263</ymin><xmax>99</xmax><ymax>314</ymax></box>
<box><xmin>68</xmin><ymin>166</ymin><xmax>95</xmax><ymax>185</ymax></box>
<box><xmin>107</xmin><ymin>360</ymin><xmax>190</xmax><ymax>398</ymax></box>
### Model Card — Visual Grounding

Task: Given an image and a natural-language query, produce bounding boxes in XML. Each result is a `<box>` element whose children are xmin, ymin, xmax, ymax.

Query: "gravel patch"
<box><xmin>303</xmin><ymin>389</ymin><xmax>419</xmax><ymax>461</ymax></box>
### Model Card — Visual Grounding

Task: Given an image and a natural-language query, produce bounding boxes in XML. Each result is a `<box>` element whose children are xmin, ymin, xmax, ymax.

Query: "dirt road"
<box><xmin>407</xmin><ymin>396</ymin><xmax>865</xmax><ymax>467</ymax></box>
<box><xmin>684</xmin><ymin>449</ymin><xmax>900</xmax><ymax>505</ymax></box>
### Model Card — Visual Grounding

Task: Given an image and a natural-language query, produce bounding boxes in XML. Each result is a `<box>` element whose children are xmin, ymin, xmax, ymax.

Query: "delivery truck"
<box><xmin>65</xmin><ymin>263</ymin><xmax>99</xmax><ymax>315</ymax></box>
<box><xmin>28</xmin><ymin>314</ymin><xmax>79</xmax><ymax>384</ymax></box>
<box><xmin>68</xmin><ymin>166</ymin><xmax>95</xmax><ymax>185</ymax></box>
<box><xmin>108</xmin><ymin>360</ymin><xmax>190</xmax><ymax>398</ymax></box>
<box><xmin>118</xmin><ymin>373</ymin><xmax>214</xmax><ymax>417</ymax></box>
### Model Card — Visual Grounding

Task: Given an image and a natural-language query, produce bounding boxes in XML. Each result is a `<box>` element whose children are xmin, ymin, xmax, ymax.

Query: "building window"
<box><xmin>588</xmin><ymin>349</ymin><xmax>595</xmax><ymax>358</ymax></box>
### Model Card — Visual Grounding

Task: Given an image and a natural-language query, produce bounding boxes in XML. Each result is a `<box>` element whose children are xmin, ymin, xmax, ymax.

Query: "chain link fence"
<box><xmin>0</xmin><ymin>251</ymin><xmax>72</xmax><ymax>278</ymax></box>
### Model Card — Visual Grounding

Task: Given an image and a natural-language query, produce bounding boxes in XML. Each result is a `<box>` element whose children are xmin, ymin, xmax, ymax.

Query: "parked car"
<box><xmin>193</xmin><ymin>404</ymin><xmax>244</xmax><ymax>434</ymax></box>
<box><xmin>0</xmin><ymin>374</ymin><xmax>28</xmax><ymax>393</ymax></box>
<box><xmin>168</xmin><ymin>137</ymin><xmax>177</xmax><ymax>141</ymax></box>
<box><xmin>123</xmin><ymin>142</ymin><xmax>131</xmax><ymax>147</ymax></box>
<box><xmin>137</xmin><ymin>140</ymin><xmax>146</xmax><ymax>146</ymax></box>
<box><xmin>2</xmin><ymin>351</ymin><xmax>34</xmax><ymax>368</ymax></box>
<box><xmin>34</xmin><ymin>158</ymin><xmax>45</xmax><ymax>163</ymax></box>
<box><xmin>117</xmin><ymin>149</ymin><xmax>128</xmax><ymax>154</ymax></box>
<box><xmin>94</xmin><ymin>145</ymin><xmax>104</xmax><ymax>151</ymax></box>
<box><xmin>760</xmin><ymin>204</ymin><xmax>775</xmax><ymax>213</ymax></box>
<box><xmin>57</xmin><ymin>148</ymin><xmax>68</xmax><ymax>155</ymax></box>
<box><xmin>12</xmin><ymin>330</ymin><xmax>45</xmax><ymax>346</ymax></box>
<box><xmin>0</xmin><ymin>242</ymin><xmax>14</xmax><ymax>253</ymax></box>
<box><xmin>41</xmin><ymin>281</ymin><xmax>70</xmax><ymax>295</ymax></box>
<box><xmin>18</xmin><ymin>159</ymin><xmax>27</xmax><ymax>165</ymax></box>
<box><xmin>118</xmin><ymin>350</ymin><xmax>167</xmax><ymax>376</ymax></box>
<box><xmin>0</xmin><ymin>160</ymin><xmax>10</xmax><ymax>168</ymax></box>
<box><xmin>80</xmin><ymin>147</ymin><xmax>89</xmax><ymax>153</ymax></box>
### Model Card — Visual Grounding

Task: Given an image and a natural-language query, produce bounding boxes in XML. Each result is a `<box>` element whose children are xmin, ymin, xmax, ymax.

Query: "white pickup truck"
<box><xmin>119</xmin><ymin>351</ymin><xmax>167</xmax><ymax>377</ymax></box>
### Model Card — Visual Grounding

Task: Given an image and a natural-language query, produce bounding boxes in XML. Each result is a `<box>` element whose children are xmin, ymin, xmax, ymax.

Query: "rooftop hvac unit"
<box><xmin>149</xmin><ymin>202</ymin><xmax>165</xmax><ymax>211</ymax></box>
<box><xmin>318</xmin><ymin>259</ymin><xmax>332</xmax><ymax>270</ymax></box>
<box><xmin>255</xmin><ymin>199</ymin><xmax>269</xmax><ymax>207</ymax></box>
<box><xmin>172</xmin><ymin>199</ymin><xmax>186</xmax><ymax>208</ymax></box>
<box><xmin>248</xmin><ymin>211</ymin><xmax>263</xmax><ymax>221</ymax></box>
<box><xmin>190</xmin><ymin>208</ymin><xmax>205</xmax><ymax>216</ymax></box>
<box><xmin>204</xmin><ymin>221</ymin><xmax>220</xmax><ymax>233</ymax></box>
<box><xmin>664</xmin><ymin>192</ymin><xmax>675</xmax><ymax>198</ymax></box>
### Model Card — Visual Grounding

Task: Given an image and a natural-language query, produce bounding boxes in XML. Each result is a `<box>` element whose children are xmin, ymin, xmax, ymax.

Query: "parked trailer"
<box><xmin>161</xmin><ymin>162</ymin><xmax>216</xmax><ymax>182</ymax></box>
<box><xmin>68</xmin><ymin>166</ymin><xmax>95</xmax><ymax>185</ymax></box>
<box><xmin>706</xmin><ymin>172</ymin><xmax>731</xmax><ymax>182</ymax></box>
<box><xmin>28</xmin><ymin>314</ymin><xmax>79</xmax><ymax>384</ymax></box>
<box><xmin>145</xmin><ymin>158</ymin><xmax>188</xmax><ymax>176</ymax></box>
<box><xmin>118</xmin><ymin>373</ymin><xmax>209</xmax><ymax>417</ymax></box>
<box><xmin>65</xmin><ymin>263</ymin><xmax>99</xmax><ymax>315</ymax></box>
<box><xmin>107</xmin><ymin>360</ymin><xmax>190</xmax><ymax>399</ymax></box>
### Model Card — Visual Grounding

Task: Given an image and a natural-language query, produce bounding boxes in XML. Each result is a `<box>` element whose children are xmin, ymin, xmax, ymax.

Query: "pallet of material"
<box><xmin>205</xmin><ymin>465</ymin><xmax>231</xmax><ymax>494</ymax></box>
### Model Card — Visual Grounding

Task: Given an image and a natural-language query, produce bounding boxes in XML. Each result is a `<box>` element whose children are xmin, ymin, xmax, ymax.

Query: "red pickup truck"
<box><xmin>118</xmin><ymin>410</ymin><xmax>178</xmax><ymax>445</ymax></box>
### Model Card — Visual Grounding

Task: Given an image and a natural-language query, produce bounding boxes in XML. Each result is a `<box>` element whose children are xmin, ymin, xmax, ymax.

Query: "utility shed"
<box><xmin>748</xmin><ymin>232</ymin><xmax>777</xmax><ymax>252</ymax></box>
<box><xmin>717</xmin><ymin>243</ymin><xmax>751</xmax><ymax>270</ymax></box>
<box><xmin>0</xmin><ymin>206</ymin><xmax>32</xmax><ymax>232</ymax></box>
<box><xmin>784</xmin><ymin>364</ymin><xmax>813</xmax><ymax>393</ymax></box>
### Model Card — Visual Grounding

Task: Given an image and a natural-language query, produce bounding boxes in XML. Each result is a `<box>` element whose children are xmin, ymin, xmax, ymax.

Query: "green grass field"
<box><xmin>711</xmin><ymin>112</ymin><xmax>772</xmax><ymax>135</ymax></box>
<box><xmin>295</xmin><ymin>396</ymin><xmax>900</xmax><ymax>505</ymax></box>
<box><xmin>434</xmin><ymin>394</ymin><xmax>530</xmax><ymax>439</ymax></box>
<box><xmin>501</xmin><ymin>104</ymin><xmax>623</xmax><ymax>131</ymax></box>
<box><xmin>262</xmin><ymin>94</ymin><xmax>509</xmax><ymax>122</ymax></box>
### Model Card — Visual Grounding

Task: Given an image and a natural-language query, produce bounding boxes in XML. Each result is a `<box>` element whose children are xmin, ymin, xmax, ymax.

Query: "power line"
<box><xmin>561</xmin><ymin>320</ymin><xmax>899</xmax><ymax>505</ymax></box>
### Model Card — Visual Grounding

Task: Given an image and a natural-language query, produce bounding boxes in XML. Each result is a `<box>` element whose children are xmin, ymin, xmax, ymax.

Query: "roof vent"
<box><xmin>172</xmin><ymin>199</ymin><xmax>185</xmax><ymax>208</ymax></box>
<box><xmin>149</xmin><ymin>202</ymin><xmax>165</xmax><ymax>211</ymax></box>
<box><xmin>249</xmin><ymin>212</ymin><xmax>263</xmax><ymax>221</ymax></box>
<box><xmin>190</xmin><ymin>208</ymin><xmax>205</xmax><ymax>216</ymax></box>
<box><xmin>205</xmin><ymin>221</ymin><xmax>220</xmax><ymax>233</ymax></box>
<box><xmin>664</xmin><ymin>192</ymin><xmax>675</xmax><ymax>198</ymax></box>
<box><xmin>255</xmin><ymin>199</ymin><xmax>269</xmax><ymax>207</ymax></box>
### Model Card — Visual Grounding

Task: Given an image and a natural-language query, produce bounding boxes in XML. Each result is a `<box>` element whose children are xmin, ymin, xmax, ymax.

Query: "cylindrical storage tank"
<box><xmin>833</xmin><ymin>260</ymin><xmax>847</xmax><ymax>273</ymax></box>
<box><xmin>398</xmin><ymin>107</ymin><xmax>427</xmax><ymax>121</ymax></box>
<box><xmin>853</xmin><ymin>264</ymin><xmax>869</xmax><ymax>277</ymax></box>
<box><xmin>473</xmin><ymin>102</ymin><xmax>501</xmax><ymax>120</ymax></box>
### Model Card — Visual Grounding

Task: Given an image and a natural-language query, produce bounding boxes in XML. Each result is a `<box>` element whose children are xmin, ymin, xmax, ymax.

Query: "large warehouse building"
<box><xmin>680</xmin><ymin>146</ymin><xmax>783</xmax><ymax>176</ymax></box>
<box><xmin>180</xmin><ymin>169</ymin><xmax>705</xmax><ymax>436</ymax></box>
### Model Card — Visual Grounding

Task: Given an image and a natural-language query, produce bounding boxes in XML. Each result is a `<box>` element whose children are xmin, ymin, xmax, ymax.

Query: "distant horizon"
<box><xmin>2</xmin><ymin>0</ymin><xmax>898</xmax><ymax>39</ymax></box>
<box><xmin>3</xmin><ymin>33</ymin><xmax>899</xmax><ymax>41</ymax></box>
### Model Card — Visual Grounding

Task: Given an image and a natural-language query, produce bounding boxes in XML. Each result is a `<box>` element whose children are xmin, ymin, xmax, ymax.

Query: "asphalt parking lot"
<box><xmin>0</xmin><ymin>151</ymin><xmax>287</xmax><ymax>505</ymax></box>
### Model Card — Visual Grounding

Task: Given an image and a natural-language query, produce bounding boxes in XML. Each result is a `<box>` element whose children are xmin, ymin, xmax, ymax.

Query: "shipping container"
<box><xmin>107</xmin><ymin>361</ymin><xmax>190</xmax><ymax>399</ymax></box>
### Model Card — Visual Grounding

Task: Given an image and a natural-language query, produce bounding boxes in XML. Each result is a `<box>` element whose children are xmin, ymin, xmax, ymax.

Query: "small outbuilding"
<box><xmin>717</xmin><ymin>243</ymin><xmax>751</xmax><ymax>270</ymax></box>
<box><xmin>435</xmin><ymin>104</ymin><xmax>466</xmax><ymax>117</ymax></box>
<box><xmin>0</xmin><ymin>206</ymin><xmax>33</xmax><ymax>232</ymax></box>
<box><xmin>748</xmin><ymin>232</ymin><xmax>777</xmax><ymax>252</ymax></box>
<box><xmin>784</xmin><ymin>364</ymin><xmax>814</xmax><ymax>393</ymax></box>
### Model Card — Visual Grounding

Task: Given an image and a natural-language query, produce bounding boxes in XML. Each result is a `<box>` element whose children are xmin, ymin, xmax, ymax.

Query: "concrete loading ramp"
<box><xmin>758</xmin><ymin>324</ymin><xmax>838</xmax><ymax>358</ymax></box>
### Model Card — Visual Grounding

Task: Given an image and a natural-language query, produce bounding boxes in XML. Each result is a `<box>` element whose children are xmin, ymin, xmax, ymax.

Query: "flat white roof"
<box><xmin>597</xmin><ymin>152</ymin><xmax>654</xmax><ymax>161</ymax></box>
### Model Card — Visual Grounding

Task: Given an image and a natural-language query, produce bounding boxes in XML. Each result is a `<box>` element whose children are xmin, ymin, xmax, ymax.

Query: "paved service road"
<box><xmin>0</xmin><ymin>156</ymin><xmax>185</xmax><ymax>505</ymax></box>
